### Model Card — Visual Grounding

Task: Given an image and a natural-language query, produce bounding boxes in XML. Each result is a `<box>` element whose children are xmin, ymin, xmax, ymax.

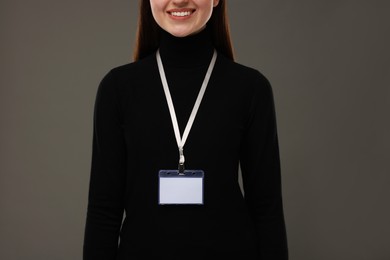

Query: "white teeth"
<box><xmin>171</xmin><ymin>11</ymin><xmax>192</xmax><ymax>17</ymax></box>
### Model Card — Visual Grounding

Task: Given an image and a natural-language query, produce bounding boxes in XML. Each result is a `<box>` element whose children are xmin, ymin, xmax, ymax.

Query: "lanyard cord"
<box><xmin>156</xmin><ymin>49</ymin><xmax>217</xmax><ymax>173</ymax></box>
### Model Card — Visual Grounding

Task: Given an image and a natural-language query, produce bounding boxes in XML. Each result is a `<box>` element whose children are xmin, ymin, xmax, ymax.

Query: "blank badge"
<box><xmin>158</xmin><ymin>170</ymin><xmax>204</xmax><ymax>205</ymax></box>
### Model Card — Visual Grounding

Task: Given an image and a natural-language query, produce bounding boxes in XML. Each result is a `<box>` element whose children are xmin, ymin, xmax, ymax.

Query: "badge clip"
<box><xmin>178</xmin><ymin>147</ymin><xmax>185</xmax><ymax>174</ymax></box>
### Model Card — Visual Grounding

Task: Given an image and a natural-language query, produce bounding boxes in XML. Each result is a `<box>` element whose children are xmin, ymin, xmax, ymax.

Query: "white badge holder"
<box><xmin>158</xmin><ymin>170</ymin><xmax>204</xmax><ymax>205</ymax></box>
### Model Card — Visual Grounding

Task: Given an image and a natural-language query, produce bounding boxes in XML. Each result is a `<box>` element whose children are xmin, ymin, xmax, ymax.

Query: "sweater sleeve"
<box><xmin>239</xmin><ymin>72</ymin><xmax>289</xmax><ymax>259</ymax></box>
<box><xmin>83</xmin><ymin>71</ymin><xmax>126</xmax><ymax>260</ymax></box>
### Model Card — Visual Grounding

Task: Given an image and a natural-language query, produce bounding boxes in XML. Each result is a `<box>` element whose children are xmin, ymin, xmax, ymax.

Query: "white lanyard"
<box><xmin>156</xmin><ymin>49</ymin><xmax>217</xmax><ymax>173</ymax></box>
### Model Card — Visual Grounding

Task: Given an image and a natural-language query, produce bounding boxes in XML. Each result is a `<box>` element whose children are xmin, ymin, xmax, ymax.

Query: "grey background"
<box><xmin>1</xmin><ymin>0</ymin><xmax>389</xmax><ymax>259</ymax></box>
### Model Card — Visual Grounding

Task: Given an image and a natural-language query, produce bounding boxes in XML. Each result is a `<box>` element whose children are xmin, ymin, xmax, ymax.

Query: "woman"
<box><xmin>83</xmin><ymin>0</ymin><xmax>288</xmax><ymax>259</ymax></box>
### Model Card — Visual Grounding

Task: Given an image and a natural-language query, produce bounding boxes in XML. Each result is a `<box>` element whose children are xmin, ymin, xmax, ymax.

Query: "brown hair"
<box><xmin>133</xmin><ymin>0</ymin><xmax>235</xmax><ymax>61</ymax></box>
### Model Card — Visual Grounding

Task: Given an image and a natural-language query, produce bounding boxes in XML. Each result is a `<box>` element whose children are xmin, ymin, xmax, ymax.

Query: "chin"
<box><xmin>165</xmin><ymin>25</ymin><xmax>204</xmax><ymax>38</ymax></box>
<box><xmin>168</xmin><ymin>30</ymin><xmax>193</xmax><ymax>38</ymax></box>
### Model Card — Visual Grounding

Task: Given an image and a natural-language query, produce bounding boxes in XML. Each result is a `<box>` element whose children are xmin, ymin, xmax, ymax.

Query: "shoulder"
<box><xmin>216</xmin><ymin>53</ymin><xmax>273</xmax><ymax>98</ymax></box>
<box><xmin>97</xmin><ymin>54</ymin><xmax>156</xmax><ymax>94</ymax></box>
<box><xmin>105</xmin><ymin>54</ymin><xmax>156</xmax><ymax>83</ymax></box>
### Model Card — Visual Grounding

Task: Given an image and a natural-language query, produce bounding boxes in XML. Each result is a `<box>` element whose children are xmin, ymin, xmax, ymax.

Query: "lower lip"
<box><xmin>168</xmin><ymin>11</ymin><xmax>195</xmax><ymax>21</ymax></box>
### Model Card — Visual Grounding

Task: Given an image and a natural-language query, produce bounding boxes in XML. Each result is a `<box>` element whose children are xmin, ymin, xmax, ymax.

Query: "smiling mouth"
<box><xmin>168</xmin><ymin>9</ymin><xmax>196</xmax><ymax>17</ymax></box>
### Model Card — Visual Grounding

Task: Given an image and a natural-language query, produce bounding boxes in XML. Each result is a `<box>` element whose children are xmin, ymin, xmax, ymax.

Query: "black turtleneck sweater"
<box><xmin>83</xmin><ymin>26</ymin><xmax>288</xmax><ymax>260</ymax></box>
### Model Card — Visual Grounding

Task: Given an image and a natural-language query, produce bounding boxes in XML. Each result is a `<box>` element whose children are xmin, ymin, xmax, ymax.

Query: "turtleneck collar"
<box><xmin>158</xmin><ymin>25</ymin><xmax>214</xmax><ymax>68</ymax></box>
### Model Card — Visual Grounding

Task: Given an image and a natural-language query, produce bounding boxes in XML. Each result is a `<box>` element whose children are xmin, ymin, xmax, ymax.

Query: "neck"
<box><xmin>158</xmin><ymin>26</ymin><xmax>214</xmax><ymax>68</ymax></box>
